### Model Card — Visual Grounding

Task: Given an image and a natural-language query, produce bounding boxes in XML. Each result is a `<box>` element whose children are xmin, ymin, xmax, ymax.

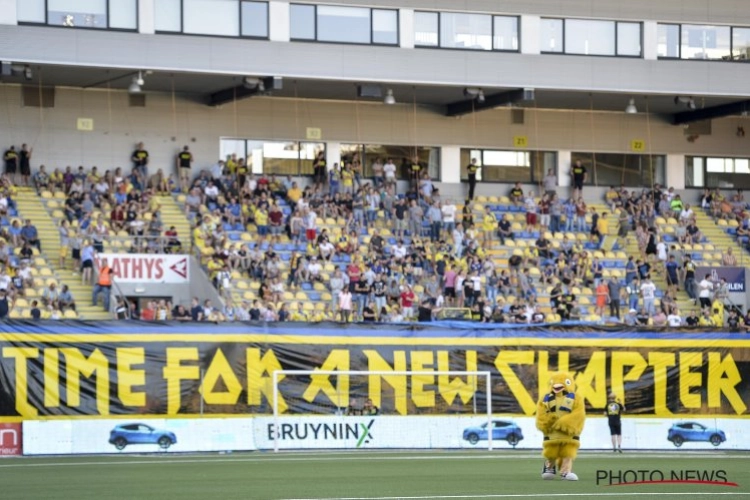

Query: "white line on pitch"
<box><xmin>283</xmin><ymin>494</ymin><xmax>750</xmax><ymax>500</ymax></box>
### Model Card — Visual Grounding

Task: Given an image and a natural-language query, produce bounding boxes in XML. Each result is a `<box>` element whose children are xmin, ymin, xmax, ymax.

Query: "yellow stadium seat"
<box><xmin>39</xmin><ymin>268</ymin><xmax>53</xmax><ymax>277</ymax></box>
<box><xmin>718</xmin><ymin>219</ymin><xmax>728</xmax><ymax>226</ymax></box>
<box><xmin>14</xmin><ymin>298</ymin><xmax>28</xmax><ymax>308</ymax></box>
<box><xmin>729</xmin><ymin>219</ymin><xmax>739</xmax><ymax>227</ymax></box>
<box><xmin>54</xmin><ymin>191</ymin><xmax>66</xmax><ymax>200</ymax></box>
<box><xmin>40</xmin><ymin>191</ymin><xmax>52</xmax><ymax>199</ymax></box>
<box><xmin>655</xmin><ymin>217</ymin><xmax>666</xmax><ymax>225</ymax></box>
<box><xmin>703</xmin><ymin>244</ymin><xmax>715</xmax><ymax>251</ymax></box>
<box><xmin>321</xmin><ymin>292</ymin><xmax>332</xmax><ymax>301</ymax></box>
<box><xmin>282</xmin><ymin>291</ymin><xmax>295</xmax><ymax>300</ymax></box>
<box><xmin>500</xmin><ymin>196</ymin><xmax>510</xmax><ymax>204</ymax></box>
<box><xmin>63</xmin><ymin>310</ymin><xmax>78</xmax><ymax>319</ymax></box>
<box><xmin>47</xmin><ymin>200</ymin><xmax>59</xmax><ymax>209</ymax></box>
<box><xmin>313</xmin><ymin>282</ymin><xmax>327</xmax><ymax>291</ymax></box>
<box><xmin>236</xmin><ymin>281</ymin><xmax>249</xmax><ymax>290</ymax></box>
<box><xmin>243</xmin><ymin>291</ymin><xmax>256</xmax><ymax>300</ymax></box>
<box><xmin>52</xmin><ymin>210</ymin><xmax>65</xmax><ymax>219</ymax></box>
<box><xmin>295</xmin><ymin>291</ymin><xmax>308</xmax><ymax>301</ymax></box>
<box><xmin>302</xmin><ymin>302</ymin><xmax>315</xmax><ymax>311</ymax></box>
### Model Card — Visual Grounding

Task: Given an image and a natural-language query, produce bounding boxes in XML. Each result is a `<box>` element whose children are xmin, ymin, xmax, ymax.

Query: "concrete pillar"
<box><xmin>139</xmin><ymin>0</ymin><xmax>155</xmax><ymax>34</ymax></box>
<box><xmin>441</xmin><ymin>146</ymin><xmax>461</xmax><ymax>183</ymax></box>
<box><xmin>269</xmin><ymin>1</ymin><xmax>290</xmax><ymax>42</ymax></box>
<box><xmin>667</xmin><ymin>153</ymin><xmax>686</xmax><ymax>189</ymax></box>
<box><xmin>558</xmin><ymin>150</ymin><xmax>571</xmax><ymax>187</ymax></box>
<box><xmin>399</xmin><ymin>9</ymin><xmax>414</xmax><ymax>49</ymax></box>
<box><xmin>520</xmin><ymin>15</ymin><xmax>540</xmax><ymax>55</ymax></box>
<box><xmin>643</xmin><ymin>21</ymin><xmax>658</xmax><ymax>60</ymax></box>
<box><xmin>327</xmin><ymin>142</ymin><xmax>341</xmax><ymax>172</ymax></box>
<box><xmin>0</xmin><ymin>0</ymin><xmax>18</xmax><ymax>25</ymax></box>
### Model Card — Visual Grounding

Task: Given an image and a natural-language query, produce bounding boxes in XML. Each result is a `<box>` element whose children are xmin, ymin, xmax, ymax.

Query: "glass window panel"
<box><xmin>414</xmin><ymin>12</ymin><xmax>438</xmax><ymax>47</ymax></box>
<box><xmin>565</xmin><ymin>19</ymin><xmax>615</xmax><ymax>56</ymax></box>
<box><xmin>706</xmin><ymin>158</ymin><xmax>726</xmax><ymax>172</ymax></box>
<box><xmin>262</xmin><ymin>141</ymin><xmax>300</xmax><ymax>175</ymax></box>
<box><xmin>736</xmin><ymin>159</ymin><xmax>750</xmax><ymax>174</ymax></box>
<box><xmin>154</xmin><ymin>0</ymin><xmax>181</xmax><ymax>32</ymax></box>
<box><xmin>617</xmin><ymin>22</ymin><xmax>641</xmax><ymax>56</ymax></box>
<box><xmin>732</xmin><ymin>27</ymin><xmax>750</xmax><ymax>60</ymax></box>
<box><xmin>109</xmin><ymin>0</ymin><xmax>137</xmax><ymax>30</ymax></box>
<box><xmin>685</xmin><ymin>157</ymin><xmax>704</xmax><ymax>188</ymax></box>
<box><xmin>540</xmin><ymin>18</ymin><xmax>563</xmax><ymax>53</ymax></box>
<box><xmin>300</xmin><ymin>143</ymin><xmax>325</xmax><ymax>175</ymax></box>
<box><xmin>657</xmin><ymin>23</ymin><xmax>680</xmax><ymax>57</ymax></box>
<box><xmin>440</xmin><ymin>13</ymin><xmax>492</xmax><ymax>50</ymax></box>
<box><xmin>241</xmin><ymin>1</ymin><xmax>268</xmax><ymax>38</ymax></box>
<box><xmin>572</xmin><ymin>152</ymin><xmax>664</xmax><ymax>187</ymax></box>
<box><xmin>317</xmin><ymin>6</ymin><xmax>370</xmax><ymax>44</ymax></box>
<box><xmin>48</xmin><ymin>0</ymin><xmax>107</xmax><ymax>29</ymax></box>
<box><xmin>220</xmin><ymin>139</ymin><xmax>247</xmax><ymax>164</ymax></box>
<box><xmin>17</xmin><ymin>0</ymin><xmax>46</xmax><ymax>23</ymax></box>
<box><xmin>459</xmin><ymin>149</ymin><xmax>483</xmax><ymax>180</ymax></box>
<box><xmin>681</xmin><ymin>25</ymin><xmax>730</xmax><ymax>60</ymax></box>
<box><xmin>290</xmin><ymin>3</ymin><xmax>315</xmax><ymax>40</ymax></box>
<box><xmin>184</xmin><ymin>0</ymin><xmax>239</xmax><ymax>36</ymax></box>
<box><xmin>372</xmin><ymin>9</ymin><xmax>398</xmax><ymax>45</ymax></box>
<box><xmin>493</xmin><ymin>16</ymin><xmax>519</xmax><ymax>51</ymax></box>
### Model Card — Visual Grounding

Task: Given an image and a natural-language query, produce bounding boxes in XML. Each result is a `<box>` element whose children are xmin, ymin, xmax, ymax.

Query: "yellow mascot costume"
<box><xmin>535</xmin><ymin>371</ymin><xmax>586</xmax><ymax>481</ymax></box>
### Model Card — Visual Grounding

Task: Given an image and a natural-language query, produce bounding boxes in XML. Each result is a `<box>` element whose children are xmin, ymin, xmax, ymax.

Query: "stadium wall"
<box><xmin>1</xmin><ymin>321</ymin><xmax>748</xmax><ymax>454</ymax></box>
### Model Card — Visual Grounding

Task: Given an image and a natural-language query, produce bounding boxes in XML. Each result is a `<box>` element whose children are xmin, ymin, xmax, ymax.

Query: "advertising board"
<box><xmin>0</xmin><ymin>423</ymin><xmax>21</xmax><ymax>456</ymax></box>
<box><xmin>96</xmin><ymin>254</ymin><xmax>189</xmax><ymax>284</ymax></box>
<box><xmin>23</xmin><ymin>418</ymin><xmax>255</xmax><ymax>455</ymax></box>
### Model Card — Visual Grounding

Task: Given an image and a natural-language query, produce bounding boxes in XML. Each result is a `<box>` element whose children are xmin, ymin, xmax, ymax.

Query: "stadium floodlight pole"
<box><xmin>272</xmin><ymin>370</ymin><xmax>492</xmax><ymax>453</ymax></box>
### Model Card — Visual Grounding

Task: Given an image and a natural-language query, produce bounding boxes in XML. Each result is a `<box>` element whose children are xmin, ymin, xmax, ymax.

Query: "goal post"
<box><xmin>271</xmin><ymin>370</ymin><xmax>493</xmax><ymax>453</ymax></box>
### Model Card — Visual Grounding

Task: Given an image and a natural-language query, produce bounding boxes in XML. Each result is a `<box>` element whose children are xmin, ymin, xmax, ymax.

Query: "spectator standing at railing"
<box><xmin>92</xmin><ymin>257</ymin><xmax>113</xmax><ymax>312</ymax></box>
<box><xmin>132</xmin><ymin>142</ymin><xmax>149</xmax><ymax>179</ymax></box>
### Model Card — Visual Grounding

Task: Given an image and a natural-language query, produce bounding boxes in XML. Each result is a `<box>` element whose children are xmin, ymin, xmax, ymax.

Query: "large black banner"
<box><xmin>0</xmin><ymin>321</ymin><xmax>748</xmax><ymax>418</ymax></box>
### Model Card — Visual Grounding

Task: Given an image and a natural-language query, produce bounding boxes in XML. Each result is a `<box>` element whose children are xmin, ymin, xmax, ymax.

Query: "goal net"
<box><xmin>266</xmin><ymin>370</ymin><xmax>494</xmax><ymax>452</ymax></box>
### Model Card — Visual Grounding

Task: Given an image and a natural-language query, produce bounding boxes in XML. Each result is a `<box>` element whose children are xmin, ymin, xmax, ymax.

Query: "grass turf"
<box><xmin>1</xmin><ymin>450</ymin><xmax>749</xmax><ymax>500</ymax></box>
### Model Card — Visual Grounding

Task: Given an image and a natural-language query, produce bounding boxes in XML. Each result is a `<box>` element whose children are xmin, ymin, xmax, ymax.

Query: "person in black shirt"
<box><xmin>177</xmin><ymin>145</ymin><xmax>193</xmax><ymax>193</ymax></box>
<box><xmin>727</xmin><ymin>310</ymin><xmax>742</xmax><ymax>331</ymax></box>
<box><xmin>570</xmin><ymin>160</ymin><xmax>587</xmax><ymax>197</ymax></box>
<box><xmin>19</xmin><ymin>143</ymin><xmax>32</xmax><ymax>187</ymax></box>
<box><xmin>3</xmin><ymin>145</ymin><xmax>18</xmax><ymax>183</ymax></box>
<box><xmin>497</xmin><ymin>215</ymin><xmax>513</xmax><ymax>245</ymax></box>
<box><xmin>0</xmin><ymin>290</ymin><xmax>10</xmax><ymax>319</ymax></box>
<box><xmin>190</xmin><ymin>297</ymin><xmax>204</xmax><ymax>321</ymax></box>
<box><xmin>30</xmin><ymin>300</ymin><xmax>41</xmax><ymax>320</ymax></box>
<box><xmin>132</xmin><ymin>142</ymin><xmax>149</xmax><ymax>179</ymax></box>
<box><xmin>417</xmin><ymin>299</ymin><xmax>439</xmax><ymax>322</ymax></box>
<box><xmin>604</xmin><ymin>392</ymin><xmax>625</xmax><ymax>453</ymax></box>
<box><xmin>362</xmin><ymin>302</ymin><xmax>376</xmax><ymax>322</ymax></box>
<box><xmin>466</xmin><ymin>158</ymin><xmax>480</xmax><ymax>200</ymax></box>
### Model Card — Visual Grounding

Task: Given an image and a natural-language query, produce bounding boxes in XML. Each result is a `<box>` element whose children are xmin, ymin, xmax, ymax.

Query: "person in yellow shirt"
<box><xmin>340</xmin><ymin>163</ymin><xmax>354</xmax><ymax>195</ymax></box>
<box><xmin>254</xmin><ymin>206</ymin><xmax>269</xmax><ymax>241</ymax></box>
<box><xmin>482</xmin><ymin>206</ymin><xmax>497</xmax><ymax>247</ymax></box>
<box><xmin>290</xmin><ymin>302</ymin><xmax>307</xmax><ymax>321</ymax></box>
<box><xmin>594</xmin><ymin>212</ymin><xmax>609</xmax><ymax>245</ymax></box>
<box><xmin>225</xmin><ymin>154</ymin><xmax>237</xmax><ymax>175</ymax></box>
<box><xmin>605</xmin><ymin>186</ymin><xmax>620</xmax><ymax>212</ymax></box>
<box><xmin>287</xmin><ymin>182</ymin><xmax>303</xmax><ymax>205</ymax></box>
<box><xmin>698</xmin><ymin>311</ymin><xmax>716</xmax><ymax>327</ymax></box>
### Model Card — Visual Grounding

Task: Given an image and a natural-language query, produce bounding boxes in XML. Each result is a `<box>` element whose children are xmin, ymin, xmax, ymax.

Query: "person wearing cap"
<box><xmin>604</xmin><ymin>392</ymin><xmax>626</xmax><ymax>453</ymax></box>
<box><xmin>623</xmin><ymin>308</ymin><xmax>638</xmax><ymax>326</ymax></box>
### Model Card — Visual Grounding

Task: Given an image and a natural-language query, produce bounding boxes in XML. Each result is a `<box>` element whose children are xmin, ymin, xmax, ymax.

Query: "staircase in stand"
<box><xmin>14</xmin><ymin>188</ymin><xmax>111</xmax><ymax>320</ymax></box>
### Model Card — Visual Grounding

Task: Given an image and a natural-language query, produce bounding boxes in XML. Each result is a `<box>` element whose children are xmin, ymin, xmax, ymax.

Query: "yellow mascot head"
<box><xmin>549</xmin><ymin>372</ymin><xmax>575</xmax><ymax>395</ymax></box>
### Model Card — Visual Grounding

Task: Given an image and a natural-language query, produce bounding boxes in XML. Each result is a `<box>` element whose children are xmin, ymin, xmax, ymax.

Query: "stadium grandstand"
<box><xmin>0</xmin><ymin>0</ymin><xmax>748</xmax><ymax>329</ymax></box>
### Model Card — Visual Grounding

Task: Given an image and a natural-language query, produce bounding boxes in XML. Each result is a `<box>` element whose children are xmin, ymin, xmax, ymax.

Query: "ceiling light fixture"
<box><xmin>128</xmin><ymin>77</ymin><xmax>141</xmax><ymax>94</ymax></box>
<box><xmin>477</xmin><ymin>90</ymin><xmax>485</xmax><ymax>103</ymax></box>
<box><xmin>625</xmin><ymin>98</ymin><xmax>638</xmax><ymax>114</ymax></box>
<box><xmin>384</xmin><ymin>89</ymin><xmax>396</xmax><ymax>105</ymax></box>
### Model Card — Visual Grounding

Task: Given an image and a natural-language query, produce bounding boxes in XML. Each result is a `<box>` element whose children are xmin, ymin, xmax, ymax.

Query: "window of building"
<box><xmin>414</xmin><ymin>11</ymin><xmax>438</xmax><ymax>47</ymax></box>
<box><xmin>440</xmin><ymin>13</ymin><xmax>492</xmax><ymax>51</ymax></box>
<box><xmin>290</xmin><ymin>4</ymin><xmax>316</xmax><ymax>40</ymax></box>
<box><xmin>154</xmin><ymin>0</ymin><xmax>182</xmax><ymax>32</ymax></box>
<box><xmin>732</xmin><ymin>28</ymin><xmax>750</xmax><ymax>60</ymax></box>
<box><xmin>184</xmin><ymin>0</ymin><xmax>240</xmax><ymax>37</ymax></box>
<box><xmin>540</xmin><ymin>18</ymin><xmax>563</xmax><ymax>53</ymax></box>
<box><xmin>415</xmin><ymin>11</ymin><xmax>519</xmax><ymax>51</ymax></box>
<box><xmin>493</xmin><ymin>16</ymin><xmax>519</xmax><ymax>51</ymax></box>
<box><xmin>289</xmin><ymin>4</ymin><xmax>398</xmax><ymax>45</ymax></box>
<box><xmin>459</xmin><ymin>149</ymin><xmax>554</xmax><ymax>183</ymax></box>
<box><xmin>571</xmin><ymin>152</ymin><xmax>665</xmax><ymax>187</ymax></box>
<box><xmin>542</xmin><ymin>18</ymin><xmax>641</xmax><ymax>57</ymax></box>
<box><xmin>687</xmin><ymin>156</ymin><xmax>750</xmax><ymax>188</ymax></box>
<box><xmin>221</xmin><ymin>139</ymin><xmax>325</xmax><ymax>176</ymax></box>
<box><xmin>340</xmin><ymin>144</ymin><xmax>440</xmax><ymax>180</ymax></box>
<box><xmin>657</xmin><ymin>23</ymin><xmax>680</xmax><ymax>58</ymax></box>
<box><xmin>681</xmin><ymin>25</ymin><xmax>731</xmax><ymax>60</ymax></box>
<box><xmin>241</xmin><ymin>1</ymin><xmax>269</xmax><ymax>38</ymax></box>
<box><xmin>19</xmin><ymin>0</ymin><xmax>137</xmax><ymax>30</ymax></box>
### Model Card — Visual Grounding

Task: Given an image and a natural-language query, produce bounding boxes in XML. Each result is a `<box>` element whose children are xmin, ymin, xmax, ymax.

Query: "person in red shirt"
<box><xmin>400</xmin><ymin>284</ymin><xmax>416</xmax><ymax>320</ymax></box>
<box><xmin>140</xmin><ymin>300</ymin><xmax>156</xmax><ymax>321</ymax></box>
<box><xmin>347</xmin><ymin>262</ymin><xmax>361</xmax><ymax>292</ymax></box>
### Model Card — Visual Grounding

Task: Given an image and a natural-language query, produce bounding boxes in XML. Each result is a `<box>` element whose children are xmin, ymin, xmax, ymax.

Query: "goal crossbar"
<box><xmin>271</xmin><ymin>370</ymin><xmax>493</xmax><ymax>453</ymax></box>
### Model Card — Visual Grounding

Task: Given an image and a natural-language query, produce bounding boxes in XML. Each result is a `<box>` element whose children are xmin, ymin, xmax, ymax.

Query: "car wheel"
<box><xmin>507</xmin><ymin>434</ymin><xmax>520</xmax><ymax>447</ymax></box>
<box><xmin>467</xmin><ymin>433</ymin><xmax>479</xmax><ymax>445</ymax></box>
<box><xmin>671</xmin><ymin>435</ymin><xmax>684</xmax><ymax>447</ymax></box>
<box><xmin>710</xmin><ymin>434</ymin><xmax>723</xmax><ymax>446</ymax></box>
<box><xmin>114</xmin><ymin>437</ymin><xmax>127</xmax><ymax>450</ymax></box>
<box><xmin>158</xmin><ymin>436</ymin><xmax>173</xmax><ymax>449</ymax></box>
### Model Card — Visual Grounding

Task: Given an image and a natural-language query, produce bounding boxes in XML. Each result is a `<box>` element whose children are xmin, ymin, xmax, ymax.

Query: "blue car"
<box><xmin>462</xmin><ymin>420</ymin><xmax>524</xmax><ymax>447</ymax></box>
<box><xmin>109</xmin><ymin>423</ymin><xmax>177</xmax><ymax>451</ymax></box>
<box><xmin>667</xmin><ymin>422</ymin><xmax>726</xmax><ymax>447</ymax></box>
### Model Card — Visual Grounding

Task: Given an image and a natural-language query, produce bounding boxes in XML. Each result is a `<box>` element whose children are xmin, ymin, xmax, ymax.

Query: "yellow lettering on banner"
<box><xmin>61</xmin><ymin>348</ymin><xmax>110</xmax><ymax>416</ymax></box>
<box><xmin>302</xmin><ymin>349</ymin><xmax>350</xmax><ymax>408</ymax></box>
<box><xmin>43</xmin><ymin>348</ymin><xmax>60</xmax><ymax>407</ymax></box>
<box><xmin>537</xmin><ymin>350</ymin><xmax>570</xmax><ymax>402</ymax></box>
<box><xmin>116</xmin><ymin>348</ymin><xmax>146</xmax><ymax>407</ymax></box>
<box><xmin>364</xmin><ymin>350</ymin><xmax>407</xmax><ymax>415</ymax></box>
<box><xmin>708</xmin><ymin>352</ymin><xmax>747</xmax><ymax>414</ymax></box>
<box><xmin>575</xmin><ymin>351</ymin><xmax>607</xmax><ymax>408</ymax></box>
<box><xmin>679</xmin><ymin>352</ymin><xmax>703</xmax><ymax>409</ymax></box>
<box><xmin>410</xmin><ymin>351</ymin><xmax>435</xmax><ymax>408</ymax></box>
<box><xmin>437</xmin><ymin>350</ymin><xmax>477</xmax><ymax>406</ymax></box>
<box><xmin>200</xmin><ymin>349</ymin><xmax>242</xmax><ymax>405</ymax></box>
<box><xmin>246</xmin><ymin>348</ymin><xmax>287</xmax><ymax>413</ymax></box>
<box><xmin>162</xmin><ymin>347</ymin><xmax>200</xmax><ymax>415</ymax></box>
<box><xmin>2</xmin><ymin>347</ymin><xmax>38</xmax><ymax>417</ymax></box>
<box><xmin>610</xmin><ymin>351</ymin><xmax>647</xmax><ymax>403</ymax></box>
<box><xmin>494</xmin><ymin>350</ymin><xmax>536</xmax><ymax>415</ymax></box>
<box><xmin>648</xmin><ymin>352</ymin><xmax>676</xmax><ymax>416</ymax></box>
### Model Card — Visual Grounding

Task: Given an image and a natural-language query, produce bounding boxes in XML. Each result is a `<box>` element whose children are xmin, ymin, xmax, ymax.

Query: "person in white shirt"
<box><xmin>204</xmin><ymin>181</ymin><xmax>220</xmax><ymax>201</ymax></box>
<box><xmin>698</xmin><ymin>274</ymin><xmax>713</xmax><ymax>309</ymax></box>
<box><xmin>338</xmin><ymin>289</ymin><xmax>353</xmax><ymax>322</ymax></box>
<box><xmin>392</xmin><ymin>241</ymin><xmax>407</xmax><ymax>261</ymax></box>
<box><xmin>307</xmin><ymin>258</ymin><xmax>322</xmax><ymax>282</ymax></box>
<box><xmin>679</xmin><ymin>204</ymin><xmax>694</xmax><ymax>222</ymax></box>
<box><xmin>452</xmin><ymin>226</ymin><xmax>464</xmax><ymax>258</ymax></box>
<box><xmin>640</xmin><ymin>277</ymin><xmax>656</xmax><ymax>316</ymax></box>
<box><xmin>667</xmin><ymin>310</ymin><xmax>683</xmax><ymax>327</ymax></box>
<box><xmin>441</xmin><ymin>200</ymin><xmax>457</xmax><ymax>237</ymax></box>
<box><xmin>383</xmin><ymin>159</ymin><xmax>397</xmax><ymax>186</ymax></box>
<box><xmin>318</xmin><ymin>240</ymin><xmax>335</xmax><ymax>261</ymax></box>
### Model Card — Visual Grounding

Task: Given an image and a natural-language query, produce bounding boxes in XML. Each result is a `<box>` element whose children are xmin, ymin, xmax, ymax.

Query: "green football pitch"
<box><xmin>1</xmin><ymin>450</ymin><xmax>748</xmax><ymax>500</ymax></box>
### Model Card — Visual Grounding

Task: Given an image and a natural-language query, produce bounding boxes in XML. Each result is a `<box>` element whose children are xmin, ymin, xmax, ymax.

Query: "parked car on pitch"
<box><xmin>462</xmin><ymin>420</ymin><xmax>524</xmax><ymax>447</ymax></box>
<box><xmin>667</xmin><ymin>422</ymin><xmax>726</xmax><ymax>447</ymax></box>
<box><xmin>109</xmin><ymin>423</ymin><xmax>177</xmax><ymax>451</ymax></box>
